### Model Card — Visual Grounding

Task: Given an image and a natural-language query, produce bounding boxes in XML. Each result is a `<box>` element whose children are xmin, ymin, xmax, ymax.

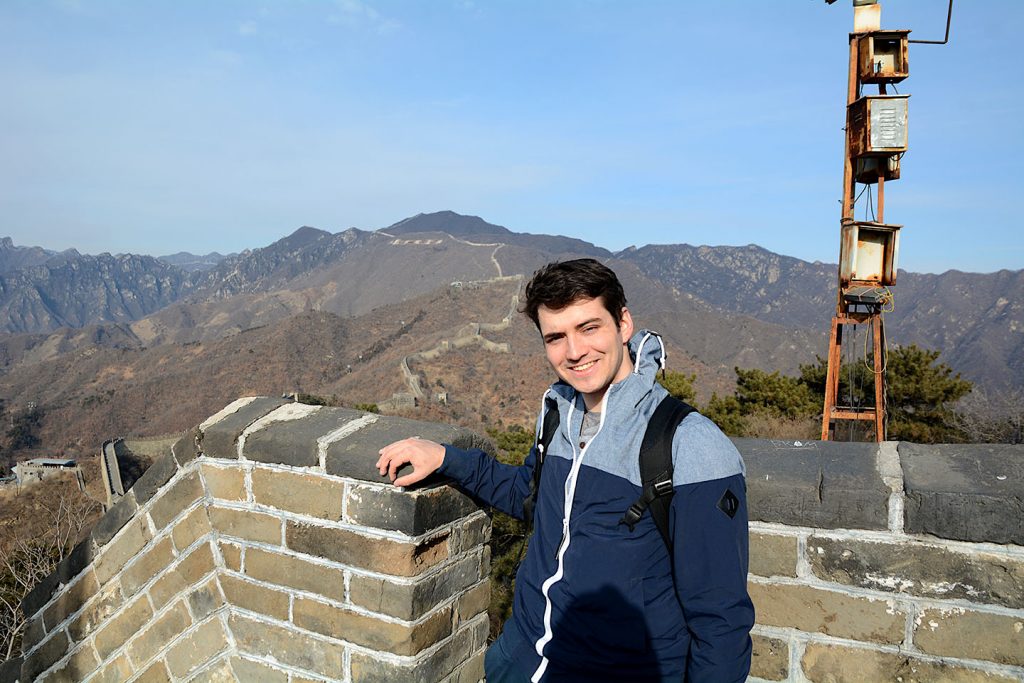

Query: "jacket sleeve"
<box><xmin>437</xmin><ymin>443</ymin><xmax>536</xmax><ymax>520</ymax></box>
<box><xmin>671</xmin><ymin>472</ymin><xmax>755</xmax><ymax>683</ymax></box>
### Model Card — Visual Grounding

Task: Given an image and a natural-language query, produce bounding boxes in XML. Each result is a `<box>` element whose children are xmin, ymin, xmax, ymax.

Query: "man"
<box><xmin>377</xmin><ymin>259</ymin><xmax>753</xmax><ymax>682</ymax></box>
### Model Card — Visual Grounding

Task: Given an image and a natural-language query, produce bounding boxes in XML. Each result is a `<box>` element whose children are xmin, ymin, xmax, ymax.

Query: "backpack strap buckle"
<box><xmin>620</xmin><ymin>503</ymin><xmax>645</xmax><ymax>531</ymax></box>
<box><xmin>653</xmin><ymin>478</ymin><xmax>673</xmax><ymax>496</ymax></box>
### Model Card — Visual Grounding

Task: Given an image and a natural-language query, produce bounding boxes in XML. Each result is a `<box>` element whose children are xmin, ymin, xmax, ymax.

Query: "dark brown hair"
<box><xmin>522</xmin><ymin>259</ymin><xmax>627</xmax><ymax>328</ymax></box>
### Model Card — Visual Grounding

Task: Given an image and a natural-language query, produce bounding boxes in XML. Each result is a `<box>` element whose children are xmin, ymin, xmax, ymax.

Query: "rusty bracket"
<box><xmin>909</xmin><ymin>0</ymin><xmax>953</xmax><ymax>45</ymax></box>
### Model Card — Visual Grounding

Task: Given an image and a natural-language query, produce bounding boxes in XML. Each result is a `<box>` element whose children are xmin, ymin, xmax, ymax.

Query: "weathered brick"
<box><xmin>149</xmin><ymin>471</ymin><xmax>205</xmax><ymax>529</ymax></box>
<box><xmin>287</xmin><ymin>521</ymin><xmax>449</xmax><ymax>576</ymax></box>
<box><xmin>188</xmin><ymin>577</ymin><xmax>224</xmax><ymax>620</ymax></box>
<box><xmin>94</xmin><ymin>516</ymin><xmax>153</xmax><ymax>585</ymax></box>
<box><xmin>351</xmin><ymin>618</ymin><xmax>476</xmax><ymax>683</ymax></box>
<box><xmin>127</xmin><ymin>600</ymin><xmax>192</xmax><ymax>668</ymax></box>
<box><xmin>457</xmin><ymin>580</ymin><xmax>490</xmax><ymax>624</ymax></box>
<box><xmin>454</xmin><ymin>650</ymin><xmax>485</xmax><ymax>683</ymax></box>
<box><xmin>350</xmin><ymin>555</ymin><xmax>478</xmax><ymax>620</ymax></box>
<box><xmin>914</xmin><ymin>608</ymin><xmax>1024</xmax><ymax>667</ymax></box>
<box><xmin>54</xmin><ymin>535</ymin><xmax>95</xmax><ymax>588</ymax></box>
<box><xmin>738</xmin><ymin>439</ymin><xmax>889</xmax><ymax>530</ymax></box>
<box><xmin>90</xmin><ymin>653</ymin><xmax>133</xmax><ymax>683</ymax></box>
<box><xmin>802</xmin><ymin>642</ymin><xmax>1018</xmax><ymax>683</ymax></box>
<box><xmin>93</xmin><ymin>594</ymin><xmax>154</xmax><ymax>660</ymax></box>
<box><xmin>201</xmin><ymin>464</ymin><xmax>246</xmax><ymax>502</ymax></box>
<box><xmin>172</xmin><ymin>427</ymin><xmax>202</xmax><ymax>466</ymax></box>
<box><xmin>748</xmin><ymin>582</ymin><xmax>905</xmax><ymax>644</ymax></box>
<box><xmin>208</xmin><ymin>506</ymin><xmax>281</xmax><ymax>544</ymax></box>
<box><xmin>22</xmin><ymin>573</ymin><xmax>60</xmax><ymax>623</ymax></box>
<box><xmin>149</xmin><ymin>542</ymin><xmax>216</xmax><ymax>610</ymax></box>
<box><xmin>0</xmin><ymin>657</ymin><xmax>22</xmax><ymax>683</ymax></box>
<box><xmin>751</xmin><ymin>634</ymin><xmax>788</xmax><ymax>681</ymax></box>
<box><xmin>91</xmin><ymin>492</ymin><xmax>138</xmax><ymax>546</ymax></box>
<box><xmin>34</xmin><ymin>641</ymin><xmax>95</xmax><ymax>683</ymax></box>
<box><xmin>808</xmin><ymin>535</ymin><xmax>1024</xmax><ymax>608</ymax></box>
<box><xmin>190</xmin><ymin>657</ymin><xmax>234</xmax><ymax>683</ymax></box>
<box><xmin>219</xmin><ymin>541</ymin><xmax>242</xmax><ymax>572</ymax></box>
<box><xmin>135</xmin><ymin>659</ymin><xmax>172</xmax><ymax>683</ymax></box>
<box><xmin>252</xmin><ymin>468</ymin><xmax>344</xmax><ymax>519</ymax></box>
<box><xmin>229</xmin><ymin>612</ymin><xmax>345</xmax><ymax>675</ymax></box>
<box><xmin>201</xmin><ymin>397</ymin><xmax>287</xmax><ymax>459</ymax></box>
<box><xmin>121</xmin><ymin>536</ymin><xmax>175</xmax><ymax>598</ymax></box>
<box><xmin>228</xmin><ymin>657</ymin><xmax>288</xmax><ymax>682</ymax></box>
<box><xmin>901</xmin><ymin>442</ymin><xmax>1024</xmax><ymax>545</ymax></box>
<box><xmin>750</xmin><ymin>532</ymin><xmax>798</xmax><ymax>578</ymax></box>
<box><xmin>294</xmin><ymin>596</ymin><xmax>452</xmax><ymax>655</ymax></box>
<box><xmin>165</xmin><ymin>618</ymin><xmax>231</xmax><ymax>679</ymax></box>
<box><xmin>244</xmin><ymin>547</ymin><xmax>345</xmax><ymax>603</ymax></box>
<box><xmin>324</xmin><ymin>415</ymin><xmax>458</xmax><ymax>483</ymax></box>
<box><xmin>22</xmin><ymin>615</ymin><xmax>45</xmax><ymax>652</ymax></box>
<box><xmin>219</xmin><ymin>574</ymin><xmax>290</xmax><ymax>621</ymax></box>
<box><xmin>42</xmin><ymin>570</ymin><xmax>100</xmax><ymax>632</ymax></box>
<box><xmin>451</xmin><ymin>512</ymin><xmax>490</xmax><ymax>554</ymax></box>
<box><xmin>21</xmin><ymin>630</ymin><xmax>70</xmax><ymax>682</ymax></box>
<box><xmin>346</xmin><ymin>483</ymin><xmax>479</xmax><ymax>535</ymax></box>
<box><xmin>67</xmin><ymin>580</ymin><xmax>123</xmax><ymax>642</ymax></box>
<box><xmin>241</xmin><ymin>405</ymin><xmax>348</xmax><ymax>467</ymax></box>
<box><xmin>132</xmin><ymin>454</ymin><xmax>179</xmax><ymax>506</ymax></box>
<box><xmin>171</xmin><ymin>504</ymin><xmax>213</xmax><ymax>551</ymax></box>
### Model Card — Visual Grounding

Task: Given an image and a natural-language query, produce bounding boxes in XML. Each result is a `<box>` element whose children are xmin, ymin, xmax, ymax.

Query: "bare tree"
<box><xmin>953</xmin><ymin>388</ymin><xmax>1024</xmax><ymax>444</ymax></box>
<box><xmin>0</xmin><ymin>482</ymin><xmax>99</xmax><ymax>661</ymax></box>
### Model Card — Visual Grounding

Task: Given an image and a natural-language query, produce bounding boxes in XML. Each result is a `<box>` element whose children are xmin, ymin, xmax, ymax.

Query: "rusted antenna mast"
<box><xmin>820</xmin><ymin>0</ymin><xmax>952</xmax><ymax>442</ymax></box>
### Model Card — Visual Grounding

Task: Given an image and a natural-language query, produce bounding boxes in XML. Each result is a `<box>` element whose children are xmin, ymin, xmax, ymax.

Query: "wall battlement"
<box><xmin>3</xmin><ymin>399</ymin><xmax>1022</xmax><ymax>682</ymax></box>
<box><xmin>5</xmin><ymin>398</ymin><xmax>489</xmax><ymax>683</ymax></box>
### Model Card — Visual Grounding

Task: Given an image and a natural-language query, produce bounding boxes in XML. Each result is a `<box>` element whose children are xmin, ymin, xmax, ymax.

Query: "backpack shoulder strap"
<box><xmin>619</xmin><ymin>395</ymin><xmax>696</xmax><ymax>550</ymax></box>
<box><xmin>522</xmin><ymin>397</ymin><xmax>560</xmax><ymax>526</ymax></box>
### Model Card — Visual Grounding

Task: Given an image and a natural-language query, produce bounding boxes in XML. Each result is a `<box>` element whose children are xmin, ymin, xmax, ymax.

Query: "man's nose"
<box><xmin>565</xmin><ymin>334</ymin><xmax>586</xmax><ymax>361</ymax></box>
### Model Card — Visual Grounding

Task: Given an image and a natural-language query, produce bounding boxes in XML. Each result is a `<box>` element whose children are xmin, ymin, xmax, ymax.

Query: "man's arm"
<box><xmin>669</xmin><ymin>414</ymin><xmax>754</xmax><ymax>682</ymax></box>
<box><xmin>672</xmin><ymin>473</ymin><xmax>754</xmax><ymax>682</ymax></box>
<box><xmin>376</xmin><ymin>439</ymin><xmax>537</xmax><ymax>520</ymax></box>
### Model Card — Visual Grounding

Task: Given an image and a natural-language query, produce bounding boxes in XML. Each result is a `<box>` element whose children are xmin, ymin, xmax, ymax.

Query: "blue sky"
<box><xmin>1</xmin><ymin>1</ymin><xmax>1020</xmax><ymax>274</ymax></box>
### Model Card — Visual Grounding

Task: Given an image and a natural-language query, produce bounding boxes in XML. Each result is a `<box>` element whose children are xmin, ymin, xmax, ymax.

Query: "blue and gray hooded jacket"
<box><xmin>439</xmin><ymin>330</ymin><xmax>754</xmax><ymax>682</ymax></box>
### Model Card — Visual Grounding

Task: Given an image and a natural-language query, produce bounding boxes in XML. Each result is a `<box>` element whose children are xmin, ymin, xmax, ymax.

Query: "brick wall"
<box><xmin>7</xmin><ymin>398</ymin><xmax>489</xmax><ymax>683</ymax></box>
<box><xmin>741</xmin><ymin>439</ymin><xmax>1024</xmax><ymax>682</ymax></box>
<box><xmin>5</xmin><ymin>399</ymin><xmax>1023</xmax><ymax>682</ymax></box>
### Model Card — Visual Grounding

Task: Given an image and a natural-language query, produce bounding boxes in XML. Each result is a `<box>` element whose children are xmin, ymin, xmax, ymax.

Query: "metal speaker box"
<box><xmin>857</xmin><ymin>30</ymin><xmax>910</xmax><ymax>84</ymax></box>
<box><xmin>849</xmin><ymin>95</ymin><xmax>909</xmax><ymax>157</ymax></box>
<box><xmin>839</xmin><ymin>219</ymin><xmax>901</xmax><ymax>287</ymax></box>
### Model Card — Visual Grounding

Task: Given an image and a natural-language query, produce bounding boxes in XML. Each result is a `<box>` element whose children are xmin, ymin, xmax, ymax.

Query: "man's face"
<box><xmin>537</xmin><ymin>296</ymin><xmax>634</xmax><ymax>412</ymax></box>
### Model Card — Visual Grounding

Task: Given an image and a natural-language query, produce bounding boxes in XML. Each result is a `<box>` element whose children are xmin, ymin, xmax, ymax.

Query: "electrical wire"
<box><xmin>881</xmin><ymin>317</ymin><xmax>890</xmax><ymax>438</ymax></box>
<box><xmin>846</xmin><ymin>323</ymin><xmax>856</xmax><ymax>441</ymax></box>
<box><xmin>853</xmin><ymin>183</ymin><xmax>870</xmax><ymax>207</ymax></box>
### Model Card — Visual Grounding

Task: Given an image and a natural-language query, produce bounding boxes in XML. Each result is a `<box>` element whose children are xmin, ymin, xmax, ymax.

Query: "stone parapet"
<box><xmin>6</xmin><ymin>399</ymin><xmax>1024</xmax><ymax>682</ymax></box>
<box><xmin>9</xmin><ymin>398</ymin><xmax>488</xmax><ymax>683</ymax></box>
<box><xmin>740</xmin><ymin>439</ymin><xmax>1024</xmax><ymax>682</ymax></box>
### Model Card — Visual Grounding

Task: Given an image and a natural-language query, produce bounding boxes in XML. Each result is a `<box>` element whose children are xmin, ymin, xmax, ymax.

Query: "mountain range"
<box><xmin>0</xmin><ymin>211</ymin><xmax>1019</xmax><ymax>455</ymax></box>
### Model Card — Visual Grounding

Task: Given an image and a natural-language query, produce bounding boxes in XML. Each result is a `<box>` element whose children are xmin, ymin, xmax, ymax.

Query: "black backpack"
<box><xmin>522</xmin><ymin>395</ymin><xmax>696</xmax><ymax>551</ymax></box>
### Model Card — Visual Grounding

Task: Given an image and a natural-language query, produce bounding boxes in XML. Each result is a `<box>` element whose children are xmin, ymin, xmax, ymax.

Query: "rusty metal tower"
<box><xmin>820</xmin><ymin>0</ymin><xmax>952</xmax><ymax>441</ymax></box>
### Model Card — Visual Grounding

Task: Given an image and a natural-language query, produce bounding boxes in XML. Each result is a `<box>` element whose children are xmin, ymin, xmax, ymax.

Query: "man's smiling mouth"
<box><xmin>570</xmin><ymin>360</ymin><xmax>597</xmax><ymax>372</ymax></box>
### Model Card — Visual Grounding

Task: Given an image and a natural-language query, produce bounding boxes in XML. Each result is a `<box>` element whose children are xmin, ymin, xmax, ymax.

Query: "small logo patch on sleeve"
<box><xmin>717</xmin><ymin>488</ymin><xmax>739</xmax><ymax>519</ymax></box>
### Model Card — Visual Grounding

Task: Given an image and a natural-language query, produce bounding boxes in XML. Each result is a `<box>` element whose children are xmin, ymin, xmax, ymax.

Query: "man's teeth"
<box><xmin>572</xmin><ymin>361</ymin><xmax>596</xmax><ymax>371</ymax></box>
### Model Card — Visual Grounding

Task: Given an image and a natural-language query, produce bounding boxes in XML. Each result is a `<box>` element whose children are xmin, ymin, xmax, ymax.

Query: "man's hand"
<box><xmin>376</xmin><ymin>438</ymin><xmax>446</xmax><ymax>487</ymax></box>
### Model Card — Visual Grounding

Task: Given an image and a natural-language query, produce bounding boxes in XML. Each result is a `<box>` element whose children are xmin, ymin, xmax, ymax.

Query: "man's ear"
<box><xmin>619</xmin><ymin>307</ymin><xmax>634</xmax><ymax>340</ymax></box>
